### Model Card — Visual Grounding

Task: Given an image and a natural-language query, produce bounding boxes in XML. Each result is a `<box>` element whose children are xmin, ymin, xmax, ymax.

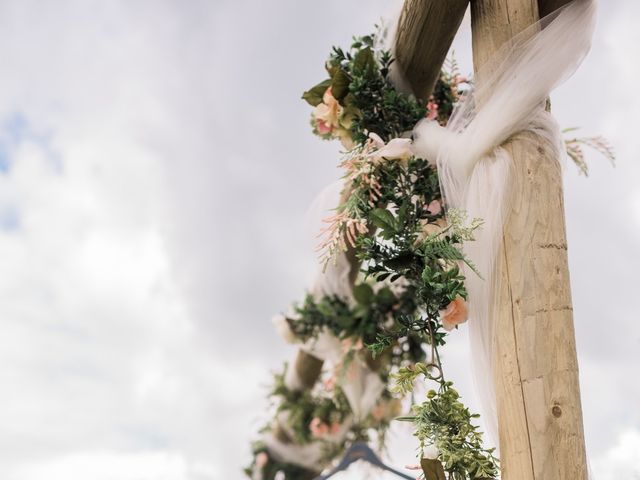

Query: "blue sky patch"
<box><xmin>0</xmin><ymin>205</ymin><xmax>20</xmax><ymax>232</ymax></box>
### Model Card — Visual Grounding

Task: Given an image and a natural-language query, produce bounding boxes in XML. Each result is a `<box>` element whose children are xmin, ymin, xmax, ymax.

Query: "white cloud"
<box><xmin>15</xmin><ymin>451</ymin><xmax>193</xmax><ymax>480</ymax></box>
<box><xmin>0</xmin><ymin>1</ymin><xmax>638</xmax><ymax>479</ymax></box>
<box><xmin>591</xmin><ymin>430</ymin><xmax>640</xmax><ymax>480</ymax></box>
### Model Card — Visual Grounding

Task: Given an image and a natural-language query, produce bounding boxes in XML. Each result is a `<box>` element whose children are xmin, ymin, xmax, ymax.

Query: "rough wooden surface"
<box><xmin>294</xmin><ymin>350</ymin><xmax>324</xmax><ymax>390</ymax></box>
<box><xmin>395</xmin><ymin>0</ymin><xmax>469</xmax><ymax>101</ymax></box>
<box><xmin>470</xmin><ymin>1</ymin><xmax>588</xmax><ymax>479</ymax></box>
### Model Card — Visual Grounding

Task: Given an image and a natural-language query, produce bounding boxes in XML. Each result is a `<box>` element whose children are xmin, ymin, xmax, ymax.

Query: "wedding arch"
<box><xmin>246</xmin><ymin>1</ymin><xmax>613</xmax><ymax>479</ymax></box>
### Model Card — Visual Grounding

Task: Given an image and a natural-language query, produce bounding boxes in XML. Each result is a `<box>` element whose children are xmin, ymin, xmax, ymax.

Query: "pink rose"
<box><xmin>440</xmin><ymin>296</ymin><xmax>468</xmax><ymax>331</ymax></box>
<box><xmin>426</xmin><ymin>100</ymin><xmax>439</xmax><ymax>121</ymax></box>
<box><xmin>255</xmin><ymin>452</ymin><xmax>269</xmax><ymax>468</ymax></box>
<box><xmin>329</xmin><ymin>422</ymin><xmax>341</xmax><ymax>435</ymax></box>
<box><xmin>426</xmin><ymin>199</ymin><xmax>441</xmax><ymax>216</ymax></box>
<box><xmin>316</xmin><ymin>119</ymin><xmax>332</xmax><ymax>135</ymax></box>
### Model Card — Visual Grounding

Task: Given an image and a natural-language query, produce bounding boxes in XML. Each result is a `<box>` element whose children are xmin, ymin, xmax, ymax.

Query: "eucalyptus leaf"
<box><xmin>301</xmin><ymin>78</ymin><xmax>331</xmax><ymax>107</ymax></box>
<box><xmin>331</xmin><ymin>68</ymin><xmax>350</xmax><ymax>101</ymax></box>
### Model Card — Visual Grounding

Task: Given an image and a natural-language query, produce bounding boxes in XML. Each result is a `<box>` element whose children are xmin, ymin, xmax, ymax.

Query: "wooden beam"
<box><xmin>538</xmin><ymin>0</ymin><xmax>574</xmax><ymax>17</ymax></box>
<box><xmin>394</xmin><ymin>0</ymin><xmax>470</xmax><ymax>102</ymax></box>
<box><xmin>470</xmin><ymin>1</ymin><xmax>588</xmax><ymax>479</ymax></box>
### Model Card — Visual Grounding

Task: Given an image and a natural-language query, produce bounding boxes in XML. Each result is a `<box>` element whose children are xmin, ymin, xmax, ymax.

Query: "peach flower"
<box><xmin>309</xmin><ymin>417</ymin><xmax>329</xmax><ymax>438</ymax></box>
<box><xmin>439</xmin><ymin>296</ymin><xmax>468</xmax><ymax>331</ymax></box>
<box><xmin>255</xmin><ymin>452</ymin><xmax>269</xmax><ymax>468</ymax></box>
<box><xmin>309</xmin><ymin>418</ymin><xmax>342</xmax><ymax>438</ymax></box>
<box><xmin>314</xmin><ymin>87</ymin><xmax>342</xmax><ymax>134</ymax></box>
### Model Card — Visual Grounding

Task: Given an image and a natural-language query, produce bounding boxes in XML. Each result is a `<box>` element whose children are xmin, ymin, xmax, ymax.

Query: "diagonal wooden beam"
<box><xmin>538</xmin><ymin>0</ymin><xmax>574</xmax><ymax>17</ymax></box>
<box><xmin>394</xmin><ymin>0</ymin><xmax>470</xmax><ymax>102</ymax></box>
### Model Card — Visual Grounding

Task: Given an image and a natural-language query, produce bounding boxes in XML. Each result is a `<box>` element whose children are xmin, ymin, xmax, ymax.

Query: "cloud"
<box><xmin>591</xmin><ymin>430</ymin><xmax>640</xmax><ymax>480</ymax></box>
<box><xmin>0</xmin><ymin>1</ymin><xmax>638</xmax><ymax>479</ymax></box>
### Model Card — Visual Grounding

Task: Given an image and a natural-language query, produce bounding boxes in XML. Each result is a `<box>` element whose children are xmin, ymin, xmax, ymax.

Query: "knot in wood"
<box><xmin>552</xmin><ymin>404</ymin><xmax>563</xmax><ymax>418</ymax></box>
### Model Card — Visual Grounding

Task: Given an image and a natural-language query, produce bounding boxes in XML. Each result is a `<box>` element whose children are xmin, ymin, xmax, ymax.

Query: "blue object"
<box><xmin>315</xmin><ymin>441</ymin><xmax>414</xmax><ymax>479</ymax></box>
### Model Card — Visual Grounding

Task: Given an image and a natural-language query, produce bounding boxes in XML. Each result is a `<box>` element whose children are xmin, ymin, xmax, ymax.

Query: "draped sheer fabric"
<box><xmin>410</xmin><ymin>0</ymin><xmax>597</xmax><ymax>445</ymax></box>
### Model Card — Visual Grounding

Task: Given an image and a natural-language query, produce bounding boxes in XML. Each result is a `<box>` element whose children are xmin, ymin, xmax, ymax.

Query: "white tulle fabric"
<box><xmin>410</xmin><ymin>0</ymin><xmax>597</xmax><ymax>445</ymax></box>
<box><xmin>305</xmin><ymin>179</ymin><xmax>355</xmax><ymax>304</ymax></box>
<box><xmin>264</xmin><ymin>181</ymin><xmax>385</xmax><ymax>472</ymax></box>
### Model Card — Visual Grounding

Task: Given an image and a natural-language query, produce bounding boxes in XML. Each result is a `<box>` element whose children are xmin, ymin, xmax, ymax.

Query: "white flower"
<box><xmin>422</xmin><ymin>444</ymin><xmax>440</xmax><ymax>460</ymax></box>
<box><xmin>271</xmin><ymin>314</ymin><xmax>298</xmax><ymax>344</ymax></box>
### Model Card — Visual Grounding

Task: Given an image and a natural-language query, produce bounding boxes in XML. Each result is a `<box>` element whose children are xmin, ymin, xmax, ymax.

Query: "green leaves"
<box><xmin>410</xmin><ymin>383</ymin><xmax>500</xmax><ymax>479</ymax></box>
<box><xmin>303</xmin><ymin>33</ymin><xmax>426</xmax><ymax>144</ymax></box>
<box><xmin>353</xmin><ymin>283</ymin><xmax>374</xmax><ymax>305</ymax></box>
<box><xmin>352</xmin><ymin>46</ymin><xmax>376</xmax><ymax>76</ymax></box>
<box><xmin>331</xmin><ymin>68</ymin><xmax>350</xmax><ymax>101</ymax></box>
<box><xmin>369</xmin><ymin>208</ymin><xmax>398</xmax><ymax>239</ymax></box>
<box><xmin>302</xmin><ymin>78</ymin><xmax>331</xmax><ymax>106</ymax></box>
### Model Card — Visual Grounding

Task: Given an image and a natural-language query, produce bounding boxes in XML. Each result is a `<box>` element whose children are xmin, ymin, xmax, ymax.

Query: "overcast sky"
<box><xmin>0</xmin><ymin>1</ymin><xmax>638</xmax><ymax>479</ymax></box>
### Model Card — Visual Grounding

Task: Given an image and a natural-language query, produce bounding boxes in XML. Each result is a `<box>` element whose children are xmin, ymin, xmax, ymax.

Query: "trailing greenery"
<box><xmin>248</xmin><ymin>20</ymin><xmax>613</xmax><ymax>480</ymax></box>
<box><xmin>289</xmin><ymin>284</ymin><xmax>426</xmax><ymax>369</ymax></box>
<box><xmin>396</xmin><ymin>380</ymin><xmax>499</xmax><ymax>479</ymax></box>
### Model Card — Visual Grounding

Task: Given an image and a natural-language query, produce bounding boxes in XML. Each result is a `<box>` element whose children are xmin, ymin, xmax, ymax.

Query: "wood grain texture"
<box><xmin>395</xmin><ymin>0</ymin><xmax>469</xmax><ymax>101</ymax></box>
<box><xmin>470</xmin><ymin>2</ymin><xmax>588</xmax><ymax>479</ymax></box>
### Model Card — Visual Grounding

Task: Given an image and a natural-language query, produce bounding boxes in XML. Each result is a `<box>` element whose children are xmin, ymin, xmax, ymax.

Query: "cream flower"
<box><xmin>314</xmin><ymin>87</ymin><xmax>342</xmax><ymax>133</ymax></box>
<box><xmin>439</xmin><ymin>296</ymin><xmax>469</xmax><ymax>331</ymax></box>
<box><xmin>422</xmin><ymin>444</ymin><xmax>440</xmax><ymax>460</ymax></box>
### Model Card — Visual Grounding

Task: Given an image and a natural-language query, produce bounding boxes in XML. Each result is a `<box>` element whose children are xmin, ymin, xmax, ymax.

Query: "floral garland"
<box><xmin>247</xmin><ymin>29</ymin><xmax>613</xmax><ymax>480</ymax></box>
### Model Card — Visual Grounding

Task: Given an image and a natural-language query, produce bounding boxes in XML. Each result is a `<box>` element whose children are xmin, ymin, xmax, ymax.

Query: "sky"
<box><xmin>0</xmin><ymin>1</ymin><xmax>638</xmax><ymax>479</ymax></box>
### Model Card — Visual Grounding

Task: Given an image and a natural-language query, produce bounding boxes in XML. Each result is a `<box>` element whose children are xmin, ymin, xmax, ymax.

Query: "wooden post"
<box><xmin>394</xmin><ymin>0</ymin><xmax>470</xmax><ymax>101</ymax></box>
<box><xmin>393</xmin><ymin>0</ymin><xmax>589</xmax><ymax>478</ymax></box>
<box><xmin>470</xmin><ymin>1</ymin><xmax>588</xmax><ymax>479</ymax></box>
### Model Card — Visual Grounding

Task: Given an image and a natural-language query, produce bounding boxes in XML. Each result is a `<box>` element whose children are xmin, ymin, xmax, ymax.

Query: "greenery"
<box><xmin>290</xmin><ymin>284</ymin><xmax>426</xmax><ymax>366</ymax></box>
<box><xmin>303</xmin><ymin>34</ymin><xmax>426</xmax><ymax>144</ymax></box>
<box><xmin>270</xmin><ymin>370</ymin><xmax>351</xmax><ymax>445</ymax></box>
<box><xmin>395</xmin><ymin>378</ymin><xmax>499</xmax><ymax>479</ymax></box>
